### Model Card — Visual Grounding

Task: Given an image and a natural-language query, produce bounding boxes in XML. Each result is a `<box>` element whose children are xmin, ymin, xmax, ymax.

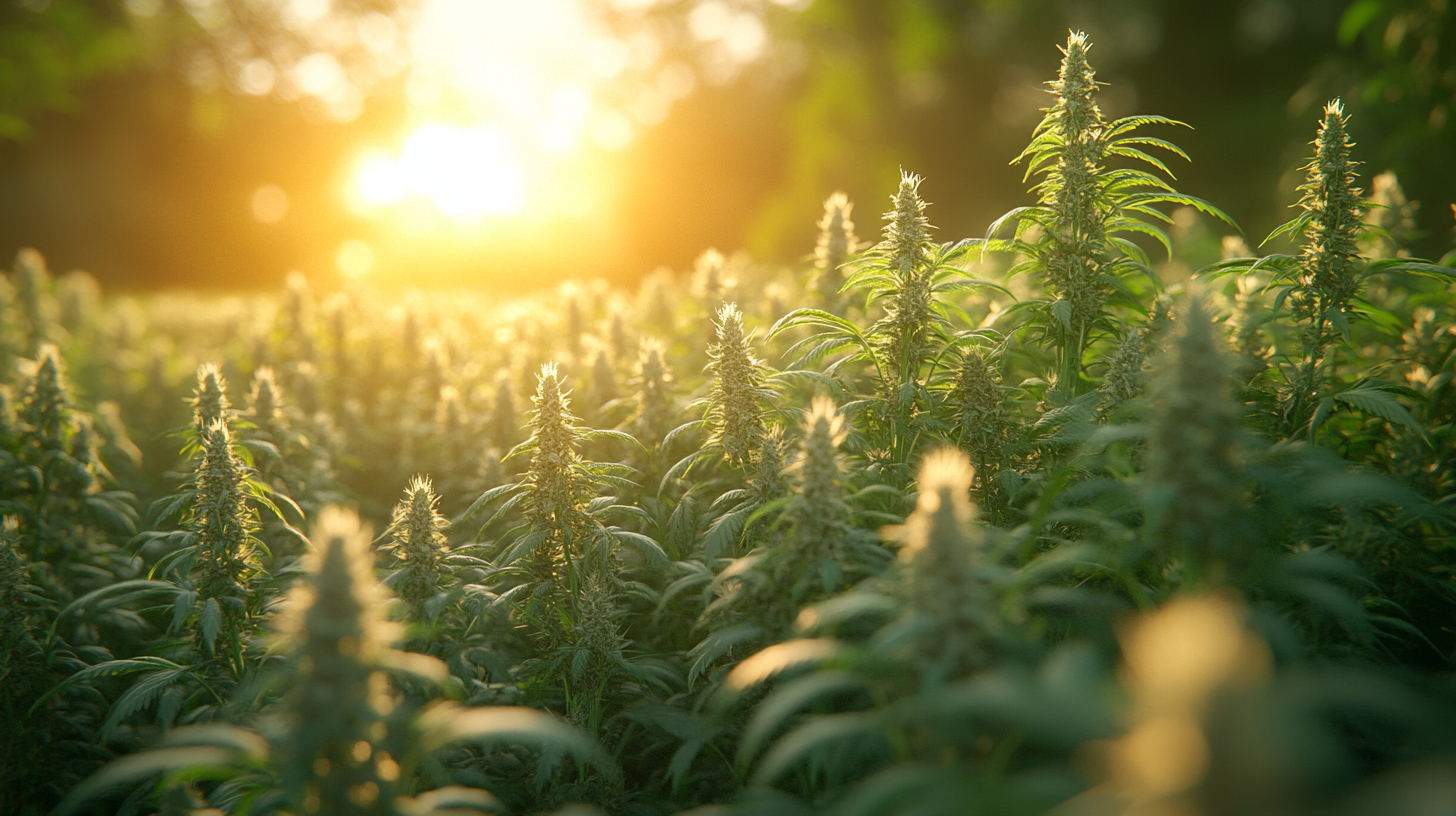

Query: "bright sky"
<box><xmin>344</xmin><ymin>0</ymin><xmax>780</xmax><ymax>232</ymax></box>
<box><xmin>145</xmin><ymin>0</ymin><xmax>800</xmax><ymax>280</ymax></box>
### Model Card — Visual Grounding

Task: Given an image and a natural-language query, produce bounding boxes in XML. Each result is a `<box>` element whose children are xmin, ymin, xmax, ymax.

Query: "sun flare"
<box><xmin>351</xmin><ymin>124</ymin><xmax>527</xmax><ymax>218</ymax></box>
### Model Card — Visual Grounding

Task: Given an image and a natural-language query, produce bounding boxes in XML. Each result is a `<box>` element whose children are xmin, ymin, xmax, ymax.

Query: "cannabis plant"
<box><xmin>808</xmin><ymin>191</ymin><xmax>861</xmax><ymax>308</ymax></box>
<box><xmin>54</xmin><ymin>507</ymin><xmax>614</xmax><ymax>815</ymax></box>
<box><xmin>1143</xmin><ymin>297</ymin><xmax>1247</xmax><ymax>585</ymax></box>
<box><xmin>384</xmin><ymin>475</ymin><xmax>451</xmax><ymax>622</ymax></box>
<box><xmin>991</xmin><ymin>31</ymin><xmax>1228</xmax><ymax>397</ymax></box>
<box><xmin>704</xmin><ymin>303</ymin><xmax>774</xmax><ymax>469</ymax></box>
<box><xmin>773</xmin><ymin>171</ymin><xmax>997</xmax><ymax>483</ymax></box>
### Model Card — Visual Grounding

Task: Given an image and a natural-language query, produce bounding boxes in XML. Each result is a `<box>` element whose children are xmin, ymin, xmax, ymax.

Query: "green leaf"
<box><xmin>749</xmin><ymin>711</ymin><xmax>877</xmax><ymax>787</ymax></box>
<box><xmin>199</xmin><ymin>598</ymin><xmax>222</xmax><ymax>652</ymax></box>
<box><xmin>1309</xmin><ymin>396</ymin><xmax>1336</xmax><ymax>440</ymax></box>
<box><xmin>1334</xmin><ymin>387</ymin><xmax>1429</xmax><ymax>441</ymax></box>
<box><xmin>688</xmin><ymin>623</ymin><xmax>764</xmax><ymax>690</ymax></box>
<box><xmin>1339</xmin><ymin>0</ymin><xmax>1384</xmax><ymax>44</ymax></box>
<box><xmin>52</xmin><ymin>747</ymin><xmax>241</xmax><ymax>816</ymax></box>
<box><xmin>420</xmin><ymin>705</ymin><xmax>620</xmax><ymax>781</ymax></box>
<box><xmin>608</xmin><ymin>528</ymin><xmax>671</xmax><ymax>572</ymax></box>
<box><xmin>1050</xmin><ymin>300</ymin><xmax>1072</xmax><ymax>332</ymax></box>
<box><xmin>737</xmin><ymin>671</ymin><xmax>867</xmax><ymax>773</ymax></box>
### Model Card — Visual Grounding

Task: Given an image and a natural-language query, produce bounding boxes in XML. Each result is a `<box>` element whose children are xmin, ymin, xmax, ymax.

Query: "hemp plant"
<box><xmin>5</xmin><ymin>345</ymin><xmax>136</xmax><ymax>597</ymax></box>
<box><xmin>703</xmin><ymin>303</ymin><xmax>773</xmax><ymax>469</ymax></box>
<box><xmin>53</xmin><ymin>508</ymin><xmax>616</xmax><ymax>816</ymax></box>
<box><xmin>991</xmin><ymin>31</ymin><xmax>1229</xmax><ymax>398</ymax></box>
<box><xmin>384</xmin><ymin>475</ymin><xmax>451</xmax><ymax>623</ymax></box>
<box><xmin>808</xmin><ymin>192</ymin><xmax>862</xmax><ymax>309</ymax></box>
<box><xmin>465</xmin><ymin>363</ymin><xmax>659</xmax><ymax>645</ymax></box>
<box><xmin>1203</xmin><ymin>100</ymin><xmax>1452</xmax><ymax>440</ymax></box>
<box><xmin>774</xmin><ymin>172</ymin><xmax>1000</xmax><ymax>484</ymax></box>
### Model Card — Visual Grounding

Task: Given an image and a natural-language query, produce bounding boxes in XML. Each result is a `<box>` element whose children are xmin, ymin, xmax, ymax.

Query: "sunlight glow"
<box><xmin>351</xmin><ymin>124</ymin><xmax>526</xmax><ymax>218</ymax></box>
<box><xmin>345</xmin><ymin>0</ymin><xmax>772</xmax><ymax>231</ymax></box>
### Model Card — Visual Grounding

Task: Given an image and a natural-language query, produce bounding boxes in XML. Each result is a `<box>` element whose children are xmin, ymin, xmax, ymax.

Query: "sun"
<box><xmin>351</xmin><ymin>124</ymin><xmax>526</xmax><ymax>218</ymax></box>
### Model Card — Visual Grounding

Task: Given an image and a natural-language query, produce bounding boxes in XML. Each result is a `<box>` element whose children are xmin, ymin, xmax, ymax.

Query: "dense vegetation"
<box><xmin>4</xmin><ymin>31</ymin><xmax>1456</xmax><ymax>816</ymax></box>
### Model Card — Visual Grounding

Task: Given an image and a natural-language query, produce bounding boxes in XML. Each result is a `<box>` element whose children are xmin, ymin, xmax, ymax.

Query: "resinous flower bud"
<box><xmin>749</xmin><ymin>427</ymin><xmax>787</xmax><ymax>505</ymax></box>
<box><xmin>388</xmin><ymin>476</ymin><xmax>449</xmax><ymax>620</ymax></box>
<box><xmin>191</xmin><ymin>420</ymin><xmax>259</xmax><ymax>660</ymax></box>
<box><xmin>897</xmin><ymin>448</ymin><xmax>992</xmax><ymax>676</ymax></box>
<box><xmin>789</xmin><ymin>397</ymin><xmax>850</xmax><ymax>563</ymax></box>
<box><xmin>886</xmin><ymin>172</ymin><xmax>933</xmax><ymax>277</ymax></box>
<box><xmin>19</xmin><ymin>345</ymin><xmax>71</xmax><ymax>452</ymax></box>
<box><xmin>1098</xmin><ymin>331</ymin><xmax>1147</xmax><ymax>414</ymax></box>
<box><xmin>527</xmin><ymin>362</ymin><xmax>588</xmax><ymax>524</ymax></box>
<box><xmin>951</xmin><ymin>349</ymin><xmax>1011</xmax><ymax>465</ymax></box>
<box><xmin>249</xmin><ymin>366</ymin><xmax>286</xmax><ymax>434</ymax></box>
<box><xmin>878</xmin><ymin>173</ymin><xmax>937</xmax><ymax>383</ymax></box>
<box><xmin>1146</xmin><ymin>298</ymin><xmax>1244</xmax><ymax>576</ymax></box>
<box><xmin>277</xmin><ymin>507</ymin><xmax>400</xmax><ymax>815</ymax></box>
<box><xmin>191</xmin><ymin>363</ymin><xmax>232</xmax><ymax>438</ymax></box>
<box><xmin>1043</xmin><ymin>31</ymin><xmax>1108</xmax><ymax>347</ymax></box>
<box><xmin>812</xmin><ymin>192</ymin><xmax>861</xmax><ymax>303</ymax></box>
<box><xmin>631</xmin><ymin>338</ymin><xmax>675</xmax><ymax>447</ymax></box>
<box><xmin>1292</xmin><ymin>100</ymin><xmax>1364</xmax><ymax>346</ymax></box>
<box><xmin>706</xmin><ymin>303</ymin><xmax>768</xmax><ymax>468</ymax></box>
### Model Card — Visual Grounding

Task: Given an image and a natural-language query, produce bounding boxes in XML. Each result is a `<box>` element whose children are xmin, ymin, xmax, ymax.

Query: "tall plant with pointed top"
<box><xmin>630</xmin><ymin>337</ymin><xmax>676</xmax><ymax>449</ymax></box>
<box><xmin>249</xmin><ymin>365</ymin><xmax>285</xmax><ymax>436</ymax></box>
<box><xmin>993</xmin><ymin>31</ymin><xmax>1228</xmax><ymax>397</ymax></box>
<box><xmin>810</xmin><ymin>192</ymin><xmax>861</xmax><ymax>307</ymax></box>
<box><xmin>387</xmin><ymin>475</ymin><xmax>450</xmax><ymax>621</ymax></box>
<box><xmin>1145</xmin><ymin>297</ymin><xmax>1245</xmax><ymax>583</ymax></box>
<box><xmin>877</xmin><ymin>172</ymin><xmax>938</xmax><ymax>385</ymax></box>
<box><xmin>1280</xmin><ymin>101</ymin><xmax>1366</xmax><ymax>433</ymax></box>
<box><xmin>276</xmin><ymin>507</ymin><xmax>402</xmax><ymax>815</ymax></box>
<box><xmin>191</xmin><ymin>363</ymin><xmax>232</xmax><ymax>440</ymax></box>
<box><xmin>187</xmin><ymin>420</ymin><xmax>264</xmax><ymax>674</ymax></box>
<box><xmin>775</xmin><ymin>172</ymin><xmax>994</xmax><ymax>484</ymax></box>
<box><xmin>896</xmin><ymin>448</ymin><xmax>994</xmax><ymax>679</ymax></box>
<box><xmin>706</xmin><ymin>303</ymin><xmax>772</xmax><ymax>468</ymax></box>
<box><xmin>19</xmin><ymin>345</ymin><xmax>71</xmax><ymax>455</ymax></box>
<box><xmin>1201</xmin><ymin>99</ymin><xmax>1452</xmax><ymax>440</ymax></box>
<box><xmin>11</xmin><ymin>346</ymin><xmax>134</xmax><ymax>578</ymax></box>
<box><xmin>467</xmin><ymin>362</ymin><xmax>652</xmax><ymax>636</ymax></box>
<box><xmin>524</xmin><ymin>363</ymin><xmax>596</xmax><ymax>585</ymax></box>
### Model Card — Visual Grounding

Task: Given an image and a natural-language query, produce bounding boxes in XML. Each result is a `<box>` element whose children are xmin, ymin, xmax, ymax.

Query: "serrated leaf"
<box><xmin>1334</xmin><ymin>387</ymin><xmax>1427</xmax><ymax>440</ymax></box>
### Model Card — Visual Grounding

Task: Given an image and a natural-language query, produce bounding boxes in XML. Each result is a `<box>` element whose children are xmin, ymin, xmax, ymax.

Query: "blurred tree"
<box><xmin>0</xmin><ymin>0</ymin><xmax>139</xmax><ymax>140</ymax></box>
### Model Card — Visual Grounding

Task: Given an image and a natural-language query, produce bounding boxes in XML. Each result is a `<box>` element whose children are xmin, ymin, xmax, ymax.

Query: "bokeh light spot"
<box><xmin>251</xmin><ymin>184</ymin><xmax>289</xmax><ymax>223</ymax></box>
<box><xmin>336</xmin><ymin>240</ymin><xmax>375</xmax><ymax>278</ymax></box>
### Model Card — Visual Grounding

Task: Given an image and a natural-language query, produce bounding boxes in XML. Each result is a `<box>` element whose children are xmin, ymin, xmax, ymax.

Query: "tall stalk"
<box><xmin>1281</xmin><ymin>101</ymin><xmax>1364</xmax><ymax>436</ymax></box>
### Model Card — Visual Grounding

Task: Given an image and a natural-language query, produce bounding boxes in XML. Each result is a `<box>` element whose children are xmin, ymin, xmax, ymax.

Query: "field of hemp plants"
<box><xmin>4</xmin><ymin>30</ymin><xmax>1456</xmax><ymax>816</ymax></box>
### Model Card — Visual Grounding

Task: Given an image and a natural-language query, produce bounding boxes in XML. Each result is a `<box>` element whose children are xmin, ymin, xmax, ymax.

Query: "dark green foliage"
<box><xmin>18</xmin><ymin>27</ymin><xmax>1456</xmax><ymax>816</ymax></box>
